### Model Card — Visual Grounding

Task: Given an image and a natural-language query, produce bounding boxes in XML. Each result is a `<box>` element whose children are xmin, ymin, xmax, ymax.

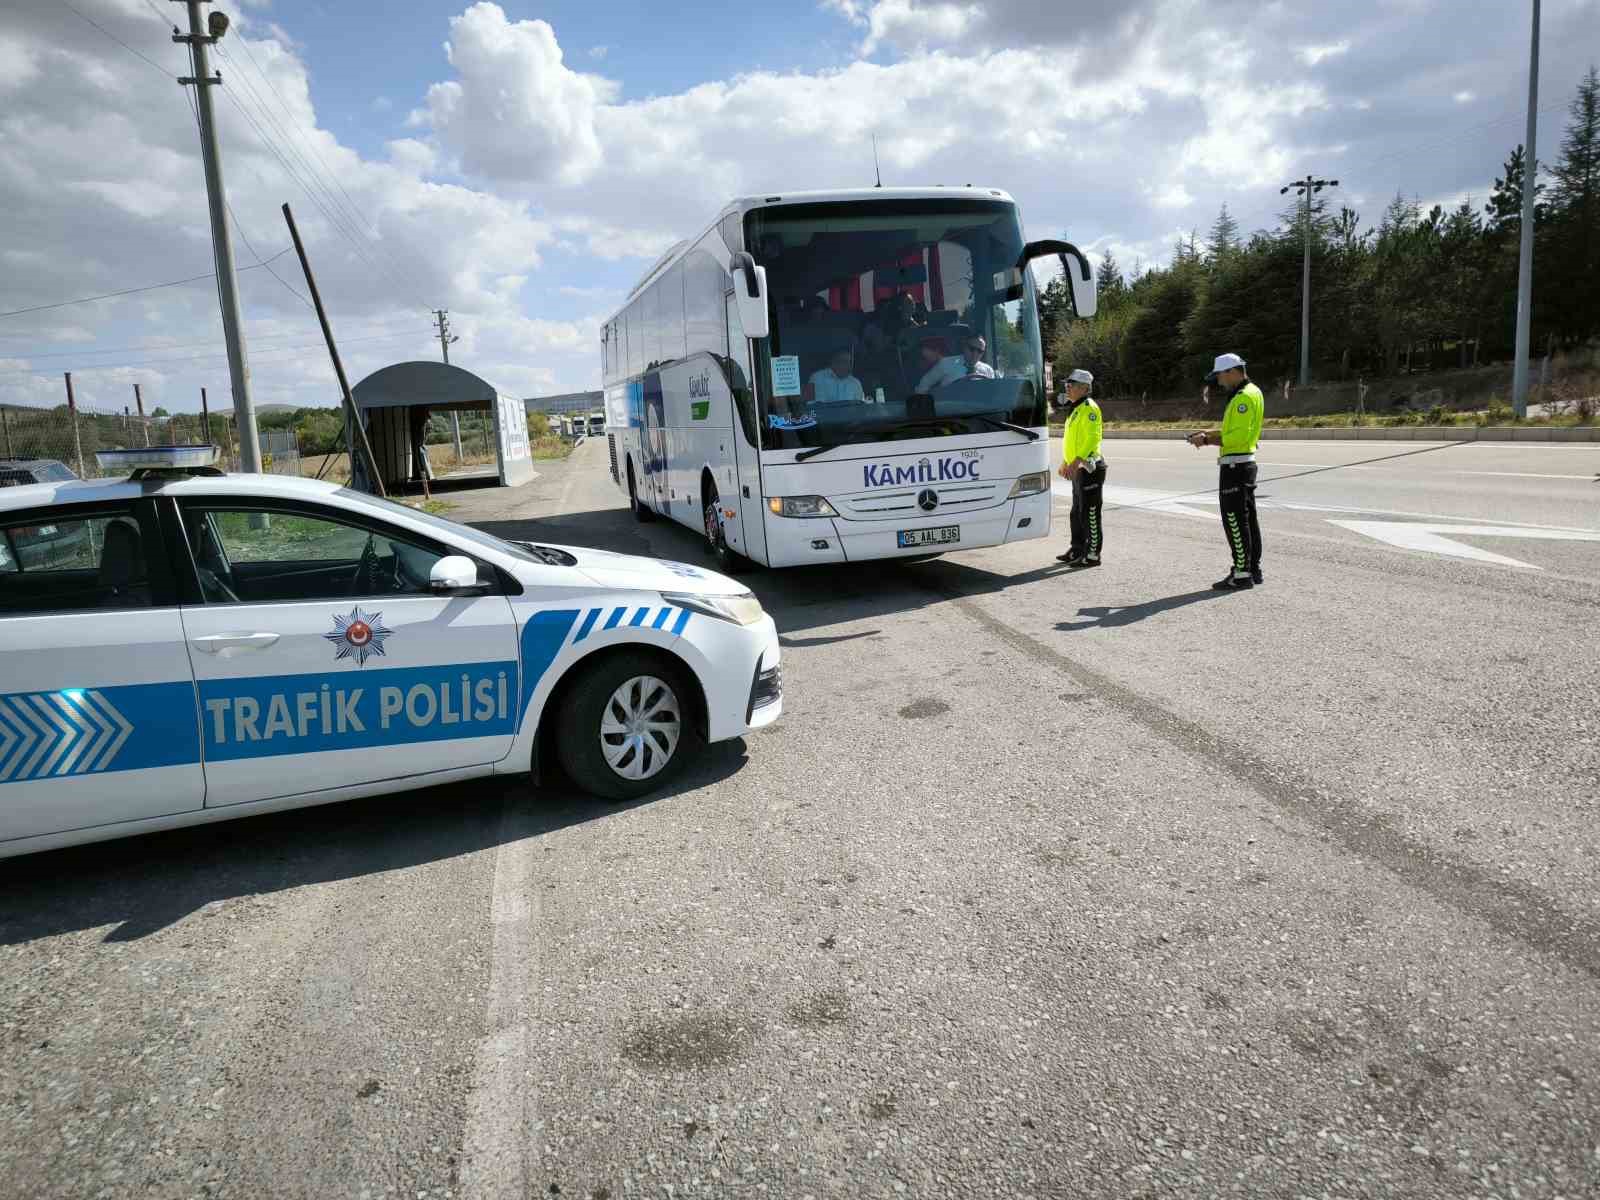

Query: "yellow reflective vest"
<box><xmin>1219</xmin><ymin>382</ymin><xmax>1265</xmax><ymax>457</ymax></box>
<box><xmin>1063</xmin><ymin>398</ymin><xmax>1103</xmax><ymax>464</ymax></box>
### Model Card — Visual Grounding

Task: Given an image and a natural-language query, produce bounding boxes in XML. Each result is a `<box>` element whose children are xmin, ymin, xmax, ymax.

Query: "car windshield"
<box><xmin>746</xmin><ymin>197</ymin><xmax>1045</xmax><ymax>451</ymax></box>
<box><xmin>336</xmin><ymin>489</ymin><xmax>565</xmax><ymax>566</ymax></box>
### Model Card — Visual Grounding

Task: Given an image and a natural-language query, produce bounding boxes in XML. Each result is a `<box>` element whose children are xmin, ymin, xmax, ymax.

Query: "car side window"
<box><xmin>0</xmin><ymin>507</ymin><xmax>156</xmax><ymax>614</ymax></box>
<box><xmin>181</xmin><ymin>504</ymin><xmax>461</xmax><ymax>605</ymax></box>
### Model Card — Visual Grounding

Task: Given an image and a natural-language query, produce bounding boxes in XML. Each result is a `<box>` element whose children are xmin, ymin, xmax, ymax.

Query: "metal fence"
<box><xmin>259</xmin><ymin>428</ymin><xmax>301</xmax><ymax>477</ymax></box>
<box><xmin>0</xmin><ymin>402</ymin><xmax>246</xmax><ymax>479</ymax></box>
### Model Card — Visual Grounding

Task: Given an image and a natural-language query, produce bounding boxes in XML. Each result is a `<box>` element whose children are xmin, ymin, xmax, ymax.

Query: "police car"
<box><xmin>0</xmin><ymin>446</ymin><xmax>781</xmax><ymax>859</ymax></box>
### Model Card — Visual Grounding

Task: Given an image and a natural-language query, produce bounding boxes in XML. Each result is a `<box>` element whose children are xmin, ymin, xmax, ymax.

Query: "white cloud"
<box><xmin>588</xmin><ymin>44</ymin><xmax>609</xmax><ymax>59</ymax></box>
<box><xmin>423</xmin><ymin>3</ymin><xmax>617</xmax><ymax>187</ymax></box>
<box><xmin>1147</xmin><ymin>182</ymin><xmax>1195</xmax><ymax>209</ymax></box>
<box><xmin>1297</xmin><ymin>40</ymin><xmax>1352</xmax><ymax>66</ymax></box>
<box><xmin>1453</xmin><ymin>90</ymin><xmax>1475</xmax><ymax>104</ymax></box>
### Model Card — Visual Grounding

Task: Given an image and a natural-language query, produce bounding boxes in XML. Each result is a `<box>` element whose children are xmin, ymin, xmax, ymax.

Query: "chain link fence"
<box><xmin>0</xmin><ymin>402</ymin><xmax>249</xmax><ymax>479</ymax></box>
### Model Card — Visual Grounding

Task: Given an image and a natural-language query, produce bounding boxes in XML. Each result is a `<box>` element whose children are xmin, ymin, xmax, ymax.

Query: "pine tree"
<box><xmin>1096</xmin><ymin>250</ymin><xmax>1125</xmax><ymax>299</ymax></box>
<box><xmin>1547</xmin><ymin>65</ymin><xmax>1600</xmax><ymax>339</ymax></box>
<box><xmin>1208</xmin><ymin>203</ymin><xmax>1240</xmax><ymax>260</ymax></box>
<box><xmin>1484</xmin><ymin>144</ymin><xmax>1546</xmax><ymax>236</ymax></box>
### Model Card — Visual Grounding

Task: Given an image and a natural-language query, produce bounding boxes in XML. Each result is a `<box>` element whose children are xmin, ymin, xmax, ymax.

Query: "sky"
<box><xmin>0</xmin><ymin>0</ymin><xmax>1595</xmax><ymax>414</ymax></box>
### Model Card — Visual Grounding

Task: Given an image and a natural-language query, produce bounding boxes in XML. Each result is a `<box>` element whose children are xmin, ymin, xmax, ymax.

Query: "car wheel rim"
<box><xmin>704</xmin><ymin>501</ymin><xmax>720</xmax><ymax>547</ymax></box>
<box><xmin>599</xmin><ymin>675</ymin><xmax>682</xmax><ymax>782</ymax></box>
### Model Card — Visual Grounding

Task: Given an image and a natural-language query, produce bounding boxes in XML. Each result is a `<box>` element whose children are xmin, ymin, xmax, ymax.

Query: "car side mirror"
<box><xmin>1019</xmin><ymin>239</ymin><xmax>1097</xmax><ymax>319</ymax></box>
<box><xmin>430</xmin><ymin>554</ymin><xmax>481</xmax><ymax>593</ymax></box>
<box><xmin>731</xmin><ymin>251</ymin><xmax>771</xmax><ymax>340</ymax></box>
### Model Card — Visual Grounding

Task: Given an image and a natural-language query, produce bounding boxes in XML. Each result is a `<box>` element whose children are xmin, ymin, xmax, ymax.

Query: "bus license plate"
<box><xmin>897</xmin><ymin>525</ymin><xmax>960</xmax><ymax>548</ymax></box>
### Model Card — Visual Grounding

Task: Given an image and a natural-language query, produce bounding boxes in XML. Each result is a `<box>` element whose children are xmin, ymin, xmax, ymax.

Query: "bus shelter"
<box><xmin>349</xmin><ymin>361</ymin><xmax>532</xmax><ymax>494</ymax></box>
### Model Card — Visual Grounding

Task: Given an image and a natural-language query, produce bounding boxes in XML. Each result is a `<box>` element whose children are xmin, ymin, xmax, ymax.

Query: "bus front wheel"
<box><xmin>628</xmin><ymin>462</ymin><xmax>654</xmax><ymax>523</ymax></box>
<box><xmin>702</xmin><ymin>481</ymin><xmax>745</xmax><ymax>573</ymax></box>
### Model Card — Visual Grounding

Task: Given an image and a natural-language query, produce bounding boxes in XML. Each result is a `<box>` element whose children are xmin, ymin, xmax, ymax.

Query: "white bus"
<box><xmin>600</xmin><ymin>187</ymin><xmax>1095</xmax><ymax>569</ymax></box>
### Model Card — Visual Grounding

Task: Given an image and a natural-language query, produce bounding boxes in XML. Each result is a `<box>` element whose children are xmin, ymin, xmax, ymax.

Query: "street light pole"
<box><xmin>173</xmin><ymin>1</ymin><xmax>261</xmax><ymax>473</ymax></box>
<box><xmin>1280</xmin><ymin>175</ymin><xmax>1339</xmax><ymax>387</ymax></box>
<box><xmin>1511</xmin><ymin>0</ymin><xmax>1541</xmax><ymax>418</ymax></box>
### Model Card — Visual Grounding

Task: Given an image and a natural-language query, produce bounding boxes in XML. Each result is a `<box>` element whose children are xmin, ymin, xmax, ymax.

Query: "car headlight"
<box><xmin>1007</xmin><ymin>471</ymin><xmax>1050</xmax><ymax>498</ymax></box>
<box><xmin>662</xmin><ymin>591</ymin><xmax>766</xmax><ymax>626</ymax></box>
<box><xmin>766</xmin><ymin>495</ymin><xmax>839</xmax><ymax>518</ymax></box>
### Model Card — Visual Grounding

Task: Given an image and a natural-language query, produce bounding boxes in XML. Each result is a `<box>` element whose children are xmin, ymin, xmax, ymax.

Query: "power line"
<box><xmin>2</xmin><ymin>324</ymin><xmax>434</xmax><ymax>360</ymax></box>
<box><xmin>178</xmin><ymin>75</ymin><xmax>316</xmax><ymax>312</ymax></box>
<box><xmin>0</xmin><ymin>249</ymin><xmax>294</xmax><ymax>319</ymax></box>
<box><xmin>59</xmin><ymin>0</ymin><xmax>176</xmax><ymax>79</ymax></box>
<box><xmin>223</xmin><ymin>32</ymin><xmax>432</xmax><ymax>308</ymax></box>
<box><xmin>210</xmin><ymin>42</ymin><xmax>432</xmax><ymax>313</ymax></box>
<box><xmin>207</xmin><ymin>64</ymin><xmax>415</xmax><ymax>309</ymax></box>
<box><xmin>0</xmin><ymin>330</ymin><xmax>433</xmax><ymax>377</ymax></box>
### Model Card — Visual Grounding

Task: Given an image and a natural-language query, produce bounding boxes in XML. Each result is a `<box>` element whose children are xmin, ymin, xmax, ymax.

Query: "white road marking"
<box><xmin>1058</xmin><ymin>482</ymin><xmax>1215</xmax><ymax>520</ymax></box>
<box><xmin>1454</xmin><ymin>470</ymin><xmax>1598</xmax><ymax>481</ymax></box>
<box><xmin>461</xmin><ymin>795</ymin><xmax>541</xmax><ymax>1198</ymax></box>
<box><xmin>1326</xmin><ymin>520</ymin><xmax>1600</xmax><ymax>570</ymax></box>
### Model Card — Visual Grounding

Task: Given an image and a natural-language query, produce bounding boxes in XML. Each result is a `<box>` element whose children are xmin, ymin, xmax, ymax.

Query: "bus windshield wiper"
<box><xmin>971</xmin><ymin>414</ymin><xmax>1040</xmax><ymax>440</ymax></box>
<box><xmin>794</xmin><ymin>443</ymin><xmax>843</xmax><ymax>462</ymax></box>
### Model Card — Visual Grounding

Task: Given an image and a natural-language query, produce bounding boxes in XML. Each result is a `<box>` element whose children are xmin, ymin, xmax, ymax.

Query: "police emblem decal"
<box><xmin>324</xmin><ymin>607</ymin><xmax>392</xmax><ymax>666</ymax></box>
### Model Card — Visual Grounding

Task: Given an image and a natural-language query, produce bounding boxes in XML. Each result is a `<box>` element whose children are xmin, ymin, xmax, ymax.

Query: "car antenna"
<box><xmin>872</xmin><ymin>133</ymin><xmax>882</xmax><ymax>188</ymax></box>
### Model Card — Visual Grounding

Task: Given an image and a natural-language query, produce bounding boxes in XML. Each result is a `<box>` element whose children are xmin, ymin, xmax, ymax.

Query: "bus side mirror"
<box><xmin>731</xmin><ymin>251</ymin><xmax>770</xmax><ymax>339</ymax></box>
<box><xmin>1019</xmin><ymin>240</ymin><xmax>1097</xmax><ymax>320</ymax></box>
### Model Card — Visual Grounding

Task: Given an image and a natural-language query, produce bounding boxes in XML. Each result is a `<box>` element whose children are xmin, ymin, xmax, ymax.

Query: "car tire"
<box><xmin>629</xmin><ymin>461</ymin><xmax>654</xmax><ymax>523</ymax></box>
<box><xmin>556</xmin><ymin>655</ymin><xmax>701</xmax><ymax>802</ymax></box>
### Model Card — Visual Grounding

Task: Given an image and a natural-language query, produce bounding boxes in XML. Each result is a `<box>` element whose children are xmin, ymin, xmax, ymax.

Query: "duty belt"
<box><xmin>1219</xmin><ymin>452</ymin><xmax>1256</xmax><ymax>465</ymax></box>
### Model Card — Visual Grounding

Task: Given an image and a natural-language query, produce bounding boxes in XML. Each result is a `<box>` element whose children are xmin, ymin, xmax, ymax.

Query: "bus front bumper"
<box><xmin>762</xmin><ymin>491</ymin><xmax>1051</xmax><ymax>567</ymax></box>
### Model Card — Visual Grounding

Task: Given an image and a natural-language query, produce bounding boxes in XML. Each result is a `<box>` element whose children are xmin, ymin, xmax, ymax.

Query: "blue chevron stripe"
<box><xmin>0</xmin><ymin>682</ymin><xmax>194</xmax><ymax>785</ymax></box>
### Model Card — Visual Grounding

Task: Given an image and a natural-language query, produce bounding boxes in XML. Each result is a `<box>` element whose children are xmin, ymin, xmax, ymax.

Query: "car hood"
<box><xmin>510</xmin><ymin>541</ymin><xmax>747</xmax><ymax>597</ymax></box>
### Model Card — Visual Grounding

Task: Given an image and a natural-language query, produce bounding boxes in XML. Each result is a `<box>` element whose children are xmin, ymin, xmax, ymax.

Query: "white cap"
<box><xmin>1067</xmin><ymin>368</ymin><xmax>1094</xmax><ymax>385</ymax></box>
<box><xmin>1207</xmin><ymin>352</ymin><xmax>1245</xmax><ymax>380</ymax></box>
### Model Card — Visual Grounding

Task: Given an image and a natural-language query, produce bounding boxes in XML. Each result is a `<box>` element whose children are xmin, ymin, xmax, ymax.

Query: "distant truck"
<box><xmin>587</xmin><ymin>411</ymin><xmax>605</xmax><ymax>437</ymax></box>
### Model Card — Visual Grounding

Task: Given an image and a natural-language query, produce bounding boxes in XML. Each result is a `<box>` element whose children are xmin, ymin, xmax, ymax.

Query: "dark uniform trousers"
<box><xmin>1069</xmin><ymin>460</ymin><xmax>1107</xmax><ymax>560</ymax></box>
<box><xmin>1218</xmin><ymin>461</ymin><xmax>1261</xmax><ymax>574</ymax></box>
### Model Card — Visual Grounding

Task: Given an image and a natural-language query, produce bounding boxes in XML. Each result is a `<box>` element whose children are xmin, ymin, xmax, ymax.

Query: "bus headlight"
<box><xmin>662</xmin><ymin>591</ymin><xmax>766</xmax><ymax>626</ymax></box>
<box><xmin>1007</xmin><ymin>471</ymin><xmax>1050</xmax><ymax>498</ymax></box>
<box><xmin>767</xmin><ymin>495</ymin><xmax>839</xmax><ymax>518</ymax></box>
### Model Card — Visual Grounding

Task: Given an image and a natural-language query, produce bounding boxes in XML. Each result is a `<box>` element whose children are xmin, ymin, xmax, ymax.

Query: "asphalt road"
<box><xmin>3</xmin><ymin>437</ymin><xmax>1598</xmax><ymax>1199</ymax></box>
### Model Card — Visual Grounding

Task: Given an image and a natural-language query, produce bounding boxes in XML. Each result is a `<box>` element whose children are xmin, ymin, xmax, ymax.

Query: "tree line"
<box><xmin>1041</xmin><ymin>67</ymin><xmax>1600</xmax><ymax>400</ymax></box>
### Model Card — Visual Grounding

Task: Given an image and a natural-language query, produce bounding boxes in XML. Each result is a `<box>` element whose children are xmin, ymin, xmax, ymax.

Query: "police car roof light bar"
<box><xmin>95</xmin><ymin>445</ymin><xmax>225</xmax><ymax>480</ymax></box>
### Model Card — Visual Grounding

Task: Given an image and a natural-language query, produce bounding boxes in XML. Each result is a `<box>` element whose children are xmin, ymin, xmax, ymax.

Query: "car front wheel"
<box><xmin>556</xmin><ymin>656</ymin><xmax>700</xmax><ymax>801</ymax></box>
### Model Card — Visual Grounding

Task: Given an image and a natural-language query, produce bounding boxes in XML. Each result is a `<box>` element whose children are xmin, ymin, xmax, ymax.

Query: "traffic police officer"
<box><xmin>1055</xmin><ymin>368</ymin><xmax>1105</xmax><ymax>568</ymax></box>
<box><xmin>1187</xmin><ymin>352</ymin><xmax>1265</xmax><ymax>589</ymax></box>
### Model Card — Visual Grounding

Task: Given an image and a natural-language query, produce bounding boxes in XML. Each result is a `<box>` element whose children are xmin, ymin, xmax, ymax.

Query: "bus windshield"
<box><xmin>746</xmin><ymin>197</ymin><xmax>1046</xmax><ymax>451</ymax></box>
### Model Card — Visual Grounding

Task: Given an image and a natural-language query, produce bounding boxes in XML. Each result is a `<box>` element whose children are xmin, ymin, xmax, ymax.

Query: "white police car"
<box><xmin>0</xmin><ymin>447</ymin><xmax>781</xmax><ymax>858</ymax></box>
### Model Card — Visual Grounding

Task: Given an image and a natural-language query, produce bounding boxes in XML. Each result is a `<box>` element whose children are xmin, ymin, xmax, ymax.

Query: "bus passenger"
<box><xmin>805</xmin><ymin>347</ymin><xmax>867</xmax><ymax>406</ymax></box>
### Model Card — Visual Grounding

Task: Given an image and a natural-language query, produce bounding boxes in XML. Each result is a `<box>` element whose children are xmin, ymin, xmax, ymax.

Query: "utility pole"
<box><xmin>133</xmin><ymin>383</ymin><xmax>150</xmax><ymax>447</ymax></box>
<box><xmin>282</xmin><ymin>203</ymin><xmax>385</xmax><ymax>498</ymax></box>
<box><xmin>1511</xmin><ymin>0</ymin><xmax>1541</xmax><ymax>418</ymax></box>
<box><xmin>200</xmin><ymin>386</ymin><xmax>211</xmax><ymax>446</ymax></box>
<box><xmin>434</xmin><ymin>309</ymin><xmax>463</xmax><ymax>462</ymax></box>
<box><xmin>64</xmin><ymin>373</ymin><xmax>85</xmax><ymax>478</ymax></box>
<box><xmin>173</xmin><ymin>2</ymin><xmax>261</xmax><ymax>472</ymax></box>
<box><xmin>1280</xmin><ymin>174</ymin><xmax>1338</xmax><ymax>387</ymax></box>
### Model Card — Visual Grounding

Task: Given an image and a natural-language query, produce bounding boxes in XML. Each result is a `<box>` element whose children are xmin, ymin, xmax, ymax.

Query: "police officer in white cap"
<box><xmin>1188</xmin><ymin>352</ymin><xmax>1265</xmax><ymax>589</ymax></box>
<box><xmin>1055</xmin><ymin>368</ymin><xmax>1105</xmax><ymax>567</ymax></box>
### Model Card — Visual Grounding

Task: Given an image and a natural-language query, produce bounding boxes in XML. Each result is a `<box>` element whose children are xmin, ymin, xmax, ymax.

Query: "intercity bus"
<box><xmin>600</xmin><ymin>187</ymin><xmax>1096</xmax><ymax>569</ymax></box>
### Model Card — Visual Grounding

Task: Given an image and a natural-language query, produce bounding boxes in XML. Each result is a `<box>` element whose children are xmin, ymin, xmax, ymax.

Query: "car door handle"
<box><xmin>191</xmin><ymin>632</ymin><xmax>280</xmax><ymax>655</ymax></box>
